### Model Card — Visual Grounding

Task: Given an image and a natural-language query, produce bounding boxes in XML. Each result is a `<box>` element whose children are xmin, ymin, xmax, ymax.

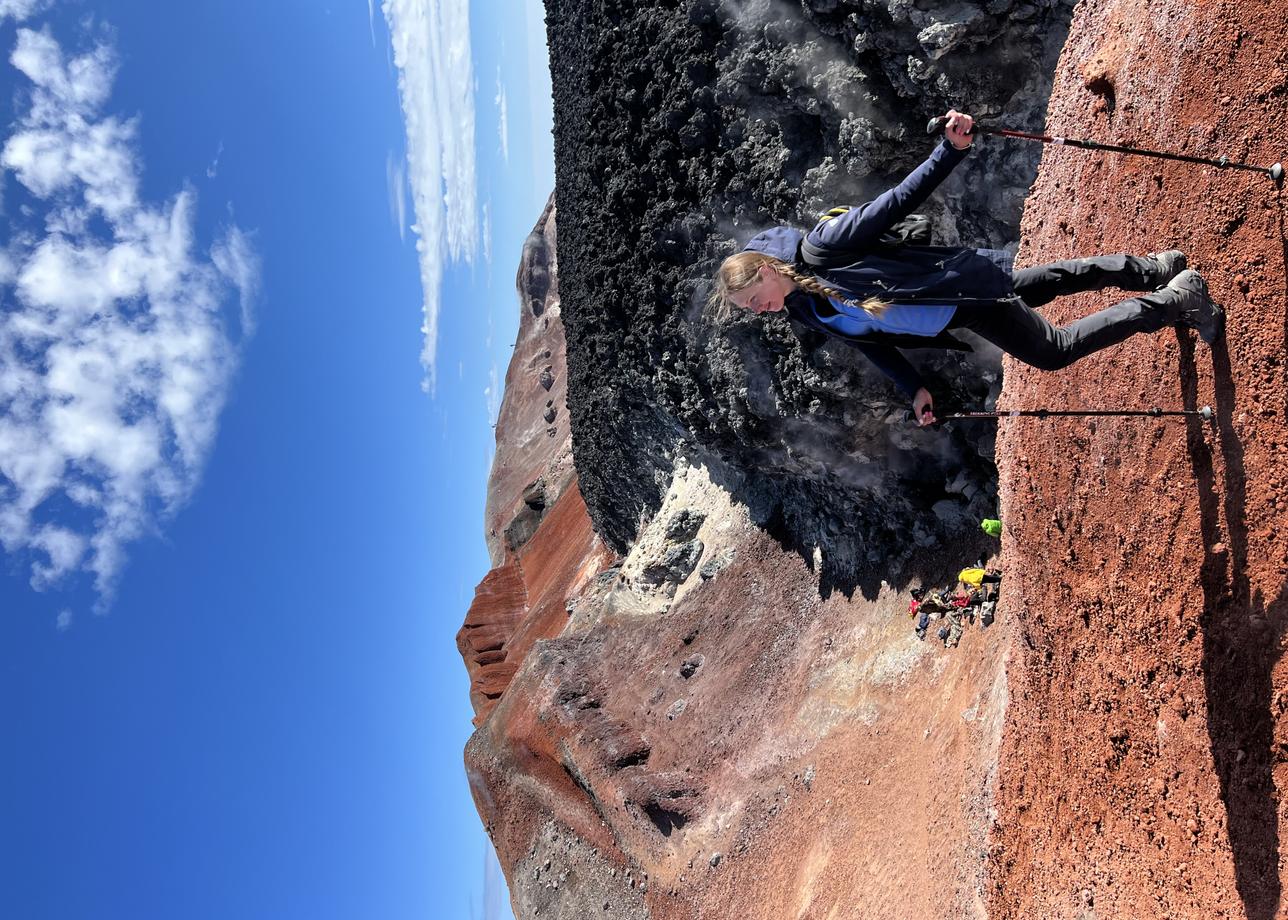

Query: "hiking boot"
<box><xmin>1164</xmin><ymin>269</ymin><xmax>1225</xmax><ymax>344</ymax></box>
<box><xmin>1144</xmin><ymin>250</ymin><xmax>1187</xmax><ymax>288</ymax></box>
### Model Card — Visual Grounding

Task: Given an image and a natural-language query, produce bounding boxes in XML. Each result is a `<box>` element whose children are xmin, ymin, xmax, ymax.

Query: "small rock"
<box><xmin>667</xmin><ymin>698</ymin><xmax>688</xmax><ymax>720</ymax></box>
<box><xmin>665</xmin><ymin>509</ymin><xmax>706</xmax><ymax>542</ymax></box>
<box><xmin>679</xmin><ymin>654</ymin><xmax>704</xmax><ymax>679</ymax></box>
<box><xmin>699</xmin><ymin>550</ymin><xmax>734</xmax><ymax>580</ymax></box>
<box><xmin>709</xmin><ymin>852</ymin><xmax>722</xmax><ymax>868</ymax></box>
<box><xmin>641</xmin><ymin>540</ymin><xmax>704</xmax><ymax>586</ymax></box>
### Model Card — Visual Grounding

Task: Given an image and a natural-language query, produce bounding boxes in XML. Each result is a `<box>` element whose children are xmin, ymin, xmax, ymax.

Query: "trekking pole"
<box><xmin>926</xmin><ymin>116</ymin><xmax>1284</xmax><ymax>185</ymax></box>
<box><xmin>938</xmin><ymin>406</ymin><xmax>1214</xmax><ymax>421</ymax></box>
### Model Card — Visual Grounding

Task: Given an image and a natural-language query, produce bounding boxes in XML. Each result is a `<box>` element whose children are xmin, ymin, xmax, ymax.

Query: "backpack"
<box><xmin>798</xmin><ymin>207</ymin><xmax>933</xmax><ymax>270</ymax></box>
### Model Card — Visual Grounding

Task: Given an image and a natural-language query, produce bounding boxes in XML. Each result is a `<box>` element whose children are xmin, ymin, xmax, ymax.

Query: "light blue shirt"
<box><xmin>818</xmin><ymin>298</ymin><xmax>957</xmax><ymax>338</ymax></box>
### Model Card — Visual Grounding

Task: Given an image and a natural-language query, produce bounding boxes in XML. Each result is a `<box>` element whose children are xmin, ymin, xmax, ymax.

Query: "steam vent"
<box><xmin>461</xmin><ymin>0</ymin><xmax>1288</xmax><ymax>916</ymax></box>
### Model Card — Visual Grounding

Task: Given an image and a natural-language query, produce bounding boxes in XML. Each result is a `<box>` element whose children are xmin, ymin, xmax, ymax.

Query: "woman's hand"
<box><xmin>943</xmin><ymin>109</ymin><xmax>974</xmax><ymax>150</ymax></box>
<box><xmin>913</xmin><ymin>387</ymin><xmax>937</xmax><ymax>427</ymax></box>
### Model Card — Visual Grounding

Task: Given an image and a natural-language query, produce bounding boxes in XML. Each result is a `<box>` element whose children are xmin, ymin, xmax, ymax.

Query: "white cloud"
<box><xmin>385</xmin><ymin>149</ymin><xmax>407</xmax><ymax>242</ymax></box>
<box><xmin>0</xmin><ymin>27</ymin><xmax>259</xmax><ymax>605</ymax></box>
<box><xmin>495</xmin><ymin>68</ymin><xmax>508</xmax><ymax>163</ymax></box>
<box><xmin>211</xmin><ymin>225</ymin><xmax>261</xmax><ymax>336</ymax></box>
<box><xmin>56</xmin><ymin>607</ymin><xmax>72</xmax><ymax>630</ymax></box>
<box><xmin>485</xmin><ymin>361</ymin><xmax>500</xmax><ymax>426</ymax></box>
<box><xmin>0</xmin><ymin>0</ymin><xmax>45</xmax><ymax>24</ymax></box>
<box><xmin>381</xmin><ymin>0</ymin><xmax>478</xmax><ymax>394</ymax></box>
<box><xmin>31</xmin><ymin>524</ymin><xmax>85</xmax><ymax>588</ymax></box>
<box><xmin>206</xmin><ymin>140</ymin><xmax>224</xmax><ymax>179</ymax></box>
<box><xmin>367</xmin><ymin>0</ymin><xmax>377</xmax><ymax>46</ymax></box>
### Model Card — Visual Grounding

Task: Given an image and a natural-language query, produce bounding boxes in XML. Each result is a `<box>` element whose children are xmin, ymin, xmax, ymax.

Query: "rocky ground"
<box><xmin>988</xmin><ymin>0</ymin><xmax>1288</xmax><ymax>916</ymax></box>
<box><xmin>460</xmin><ymin>0</ymin><xmax>1288</xmax><ymax>917</ymax></box>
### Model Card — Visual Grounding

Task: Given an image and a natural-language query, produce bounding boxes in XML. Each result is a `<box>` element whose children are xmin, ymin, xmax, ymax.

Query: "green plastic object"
<box><xmin>981</xmin><ymin>518</ymin><xmax>1002</xmax><ymax>538</ymax></box>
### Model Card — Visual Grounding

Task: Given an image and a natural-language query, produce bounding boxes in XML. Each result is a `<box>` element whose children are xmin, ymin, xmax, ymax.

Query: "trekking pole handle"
<box><xmin>926</xmin><ymin>115</ymin><xmax>974</xmax><ymax>136</ymax></box>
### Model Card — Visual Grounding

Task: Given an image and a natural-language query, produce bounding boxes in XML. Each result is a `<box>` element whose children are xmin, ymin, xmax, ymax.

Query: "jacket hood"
<box><xmin>743</xmin><ymin>226</ymin><xmax>803</xmax><ymax>263</ymax></box>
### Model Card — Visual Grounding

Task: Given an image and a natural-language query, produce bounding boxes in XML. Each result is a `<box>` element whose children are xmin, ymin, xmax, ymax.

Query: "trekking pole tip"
<box><xmin>1200</xmin><ymin>405</ymin><xmax>1213</xmax><ymax>420</ymax></box>
<box><xmin>926</xmin><ymin>115</ymin><xmax>948</xmax><ymax>135</ymax></box>
<box><xmin>1270</xmin><ymin>162</ymin><xmax>1284</xmax><ymax>186</ymax></box>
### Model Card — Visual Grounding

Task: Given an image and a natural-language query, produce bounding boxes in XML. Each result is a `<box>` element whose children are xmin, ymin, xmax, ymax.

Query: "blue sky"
<box><xmin>0</xmin><ymin>2</ymin><xmax>553</xmax><ymax>918</ymax></box>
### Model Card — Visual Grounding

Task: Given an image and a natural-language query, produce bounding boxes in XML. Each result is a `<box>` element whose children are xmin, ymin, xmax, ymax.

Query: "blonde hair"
<box><xmin>708</xmin><ymin>251</ymin><xmax>888</xmax><ymax>322</ymax></box>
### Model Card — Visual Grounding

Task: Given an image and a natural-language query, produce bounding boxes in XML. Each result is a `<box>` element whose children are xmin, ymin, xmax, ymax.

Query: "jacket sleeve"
<box><xmin>850</xmin><ymin>342</ymin><xmax>925</xmax><ymax>398</ymax></box>
<box><xmin>806</xmin><ymin>139</ymin><xmax>969</xmax><ymax>254</ymax></box>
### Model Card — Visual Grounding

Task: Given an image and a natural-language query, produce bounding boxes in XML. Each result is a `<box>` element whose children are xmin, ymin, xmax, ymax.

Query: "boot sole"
<box><xmin>1198</xmin><ymin>303</ymin><xmax>1225</xmax><ymax>345</ymax></box>
<box><xmin>1167</xmin><ymin>271</ymin><xmax>1223</xmax><ymax>344</ymax></box>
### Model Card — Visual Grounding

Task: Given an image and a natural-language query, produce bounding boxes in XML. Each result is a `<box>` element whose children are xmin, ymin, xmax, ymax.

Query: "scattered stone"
<box><xmin>641</xmin><ymin>540</ymin><xmax>704</xmax><ymax>586</ymax></box>
<box><xmin>679</xmin><ymin>654</ymin><xmax>704</xmax><ymax>678</ymax></box>
<box><xmin>596</xmin><ymin>566</ymin><xmax>623</xmax><ymax>588</ymax></box>
<box><xmin>699</xmin><ymin>549</ymin><xmax>735</xmax><ymax>580</ymax></box>
<box><xmin>665</xmin><ymin>509</ymin><xmax>706</xmax><ymax>542</ymax></box>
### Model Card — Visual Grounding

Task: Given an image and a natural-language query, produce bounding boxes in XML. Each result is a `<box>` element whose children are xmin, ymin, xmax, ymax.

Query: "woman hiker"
<box><xmin>709</xmin><ymin>110</ymin><xmax>1224</xmax><ymax>426</ymax></box>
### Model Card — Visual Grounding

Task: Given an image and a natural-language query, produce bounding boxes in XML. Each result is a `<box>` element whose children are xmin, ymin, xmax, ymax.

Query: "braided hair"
<box><xmin>709</xmin><ymin>251</ymin><xmax>888</xmax><ymax>322</ymax></box>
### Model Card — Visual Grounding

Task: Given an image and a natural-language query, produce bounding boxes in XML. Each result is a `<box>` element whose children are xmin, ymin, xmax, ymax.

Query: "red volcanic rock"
<box><xmin>460</xmin><ymin>194</ymin><xmax>616</xmax><ymax>727</ymax></box>
<box><xmin>458</xmin><ymin>564</ymin><xmax>527</xmax><ymax>716</ymax></box>
<box><xmin>467</xmin><ymin>453</ymin><xmax>1011</xmax><ymax>917</ymax></box>
<box><xmin>459</xmin><ymin>478</ymin><xmax>613</xmax><ymax>726</ymax></box>
<box><xmin>483</xmin><ymin>194</ymin><xmax>576</xmax><ymax>567</ymax></box>
<box><xmin>988</xmin><ymin>0</ymin><xmax>1288</xmax><ymax>916</ymax></box>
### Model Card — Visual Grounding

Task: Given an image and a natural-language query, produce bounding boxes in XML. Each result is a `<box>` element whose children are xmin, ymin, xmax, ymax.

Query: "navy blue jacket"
<box><xmin>743</xmin><ymin>139</ymin><xmax>1016</xmax><ymax>397</ymax></box>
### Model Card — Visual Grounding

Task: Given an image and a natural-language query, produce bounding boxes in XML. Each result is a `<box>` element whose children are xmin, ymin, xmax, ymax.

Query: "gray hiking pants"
<box><xmin>948</xmin><ymin>255</ymin><xmax>1173</xmax><ymax>370</ymax></box>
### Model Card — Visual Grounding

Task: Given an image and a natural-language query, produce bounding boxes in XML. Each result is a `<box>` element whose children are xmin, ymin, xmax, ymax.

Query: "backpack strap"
<box><xmin>798</xmin><ymin>236</ymin><xmax>857</xmax><ymax>270</ymax></box>
<box><xmin>798</xmin><ymin>208</ymin><xmax>934</xmax><ymax>270</ymax></box>
<box><xmin>797</xmin><ymin>207</ymin><xmax>859</xmax><ymax>270</ymax></box>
